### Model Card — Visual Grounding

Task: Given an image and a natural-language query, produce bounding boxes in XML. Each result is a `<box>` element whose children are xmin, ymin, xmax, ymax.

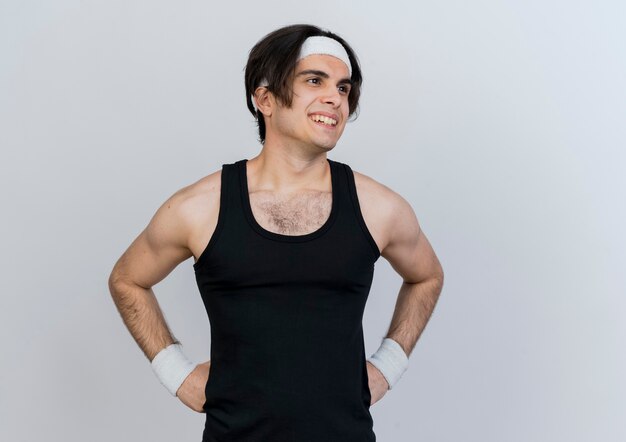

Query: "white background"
<box><xmin>1</xmin><ymin>1</ymin><xmax>624</xmax><ymax>441</ymax></box>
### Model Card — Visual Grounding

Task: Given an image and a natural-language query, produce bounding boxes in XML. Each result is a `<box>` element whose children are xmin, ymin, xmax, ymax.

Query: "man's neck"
<box><xmin>246</xmin><ymin>145</ymin><xmax>331</xmax><ymax>195</ymax></box>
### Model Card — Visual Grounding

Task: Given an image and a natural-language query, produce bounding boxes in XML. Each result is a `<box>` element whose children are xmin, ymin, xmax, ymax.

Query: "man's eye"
<box><xmin>307</xmin><ymin>78</ymin><xmax>320</xmax><ymax>84</ymax></box>
<box><xmin>339</xmin><ymin>86</ymin><xmax>351</xmax><ymax>94</ymax></box>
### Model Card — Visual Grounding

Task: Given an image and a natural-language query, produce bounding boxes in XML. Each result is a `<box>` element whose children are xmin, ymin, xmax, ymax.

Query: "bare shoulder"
<box><xmin>176</xmin><ymin>168</ymin><xmax>221</xmax><ymax>216</ymax></box>
<box><xmin>352</xmin><ymin>169</ymin><xmax>443</xmax><ymax>283</ymax></box>
<box><xmin>351</xmin><ymin>169</ymin><xmax>419</xmax><ymax>254</ymax></box>
<box><xmin>176</xmin><ymin>169</ymin><xmax>222</xmax><ymax>262</ymax></box>
<box><xmin>352</xmin><ymin>170</ymin><xmax>400</xmax><ymax>203</ymax></box>
<box><xmin>141</xmin><ymin>168</ymin><xmax>222</xmax><ymax>255</ymax></box>
<box><xmin>108</xmin><ymin>168</ymin><xmax>222</xmax><ymax>288</ymax></box>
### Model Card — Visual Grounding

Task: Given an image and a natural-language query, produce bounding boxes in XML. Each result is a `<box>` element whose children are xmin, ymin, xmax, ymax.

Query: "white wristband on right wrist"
<box><xmin>150</xmin><ymin>343</ymin><xmax>197</xmax><ymax>396</ymax></box>
<box><xmin>367</xmin><ymin>337</ymin><xmax>409</xmax><ymax>390</ymax></box>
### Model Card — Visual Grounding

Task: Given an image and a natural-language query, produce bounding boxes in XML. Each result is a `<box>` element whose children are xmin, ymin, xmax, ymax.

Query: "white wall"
<box><xmin>1</xmin><ymin>1</ymin><xmax>624</xmax><ymax>440</ymax></box>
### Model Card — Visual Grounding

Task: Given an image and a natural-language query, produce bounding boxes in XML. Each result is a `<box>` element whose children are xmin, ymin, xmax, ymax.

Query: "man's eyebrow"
<box><xmin>296</xmin><ymin>69</ymin><xmax>353</xmax><ymax>85</ymax></box>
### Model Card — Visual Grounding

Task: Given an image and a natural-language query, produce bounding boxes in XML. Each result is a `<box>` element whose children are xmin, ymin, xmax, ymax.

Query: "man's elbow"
<box><xmin>426</xmin><ymin>270</ymin><xmax>444</xmax><ymax>298</ymax></box>
<box><xmin>107</xmin><ymin>259</ymin><xmax>133</xmax><ymax>296</ymax></box>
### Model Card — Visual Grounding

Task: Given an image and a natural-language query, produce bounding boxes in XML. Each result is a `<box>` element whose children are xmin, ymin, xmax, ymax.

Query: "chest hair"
<box><xmin>249</xmin><ymin>190</ymin><xmax>332</xmax><ymax>235</ymax></box>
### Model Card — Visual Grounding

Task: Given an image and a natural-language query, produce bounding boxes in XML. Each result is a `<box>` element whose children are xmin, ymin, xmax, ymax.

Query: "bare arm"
<box><xmin>108</xmin><ymin>188</ymin><xmax>194</xmax><ymax>361</ymax></box>
<box><xmin>380</xmin><ymin>191</ymin><xmax>444</xmax><ymax>359</ymax></box>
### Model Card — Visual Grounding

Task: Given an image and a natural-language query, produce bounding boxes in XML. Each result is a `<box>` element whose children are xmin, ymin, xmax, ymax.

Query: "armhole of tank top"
<box><xmin>192</xmin><ymin>164</ymin><xmax>228</xmax><ymax>271</ymax></box>
<box><xmin>344</xmin><ymin>164</ymin><xmax>382</xmax><ymax>261</ymax></box>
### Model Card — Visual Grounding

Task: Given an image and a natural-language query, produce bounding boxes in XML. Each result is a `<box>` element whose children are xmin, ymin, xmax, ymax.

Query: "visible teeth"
<box><xmin>310</xmin><ymin>115</ymin><xmax>337</xmax><ymax>126</ymax></box>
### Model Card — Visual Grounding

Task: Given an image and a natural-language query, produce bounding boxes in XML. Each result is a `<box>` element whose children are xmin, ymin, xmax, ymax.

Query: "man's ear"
<box><xmin>254</xmin><ymin>87</ymin><xmax>273</xmax><ymax>117</ymax></box>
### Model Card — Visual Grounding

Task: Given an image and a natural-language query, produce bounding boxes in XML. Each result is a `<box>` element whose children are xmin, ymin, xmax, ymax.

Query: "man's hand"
<box><xmin>176</xmin><ymin>360</ymin><xmax>211</xmax><ymax>413</ymax></box>
<box><xmin>366</xmin><ymin>361</ymin><xmax>389</xmax><ymax>406</ymax></box>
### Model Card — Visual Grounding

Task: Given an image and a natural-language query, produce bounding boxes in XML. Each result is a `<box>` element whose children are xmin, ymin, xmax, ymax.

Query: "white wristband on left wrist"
<box><xmin>367</xmin><ymin>338</ymin><xmax>409</xmax><ymax>390</ymax></box>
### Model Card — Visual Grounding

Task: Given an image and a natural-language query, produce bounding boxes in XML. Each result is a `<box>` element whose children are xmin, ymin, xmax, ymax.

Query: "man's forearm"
<box><xmin>385</xmin><ymin>277</ymin><xmax>443</xmax><ymax>358</ymax></box>
<box><xmin>108</xmin><ymin>280</ymin><xmax>179</xmax><ymax>361</ymax></box>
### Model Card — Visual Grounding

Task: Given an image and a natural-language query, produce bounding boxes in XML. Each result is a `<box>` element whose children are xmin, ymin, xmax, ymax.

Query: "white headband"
<box><xmin>298</xmin><ymin>36</ymin><xmax>352</xmax><ymax>77</ymax></box>
<box><xmin>256</xmin><ymin>36</ymin><xmax>352</xmax><ymax>90</ymax></box>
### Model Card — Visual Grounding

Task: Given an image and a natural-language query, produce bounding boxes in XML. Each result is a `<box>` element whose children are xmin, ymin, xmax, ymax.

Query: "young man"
<box><xmin>108</xmin><ymin>24</ymin><xmax>444</xmax><ymax>441</ymax></box>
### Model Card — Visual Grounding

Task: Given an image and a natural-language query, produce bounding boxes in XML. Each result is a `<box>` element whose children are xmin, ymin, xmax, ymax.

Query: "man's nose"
<box><xmin>321</xmin><ymin>86</ymin><xmax>341</xmax><ymax>107</ymax></box>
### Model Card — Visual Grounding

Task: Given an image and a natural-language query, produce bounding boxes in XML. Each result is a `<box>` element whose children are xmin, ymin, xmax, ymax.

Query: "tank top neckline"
<box><xmin>237</xmin><ymin>158</ymin><xmax>339</xmax><ymax>243</ymax></box>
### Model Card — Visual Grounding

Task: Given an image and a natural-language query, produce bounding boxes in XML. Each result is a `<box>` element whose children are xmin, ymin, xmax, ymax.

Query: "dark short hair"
<box><xmin>244</xmin><ymin>24</ymin><xmax>363</xmax><ymax>144</ymax></box>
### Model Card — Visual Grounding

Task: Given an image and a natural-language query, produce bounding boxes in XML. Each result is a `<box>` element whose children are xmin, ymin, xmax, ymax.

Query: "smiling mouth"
<box><xmin>309</xmin><ymin>114</ymin><xmax>338</xmax><ymax>127</ymax></box>
<box><xmin>311</xmin><ymin>120</ymin><xmax>337</xmax><ymax>131</ymax></box>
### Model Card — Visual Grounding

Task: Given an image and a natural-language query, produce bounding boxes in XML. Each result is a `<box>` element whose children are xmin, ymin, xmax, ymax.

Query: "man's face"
<box><xmin>268</xmin><ymin>54</ymin><xmax>352</xmax><ymax>152</ymax></box>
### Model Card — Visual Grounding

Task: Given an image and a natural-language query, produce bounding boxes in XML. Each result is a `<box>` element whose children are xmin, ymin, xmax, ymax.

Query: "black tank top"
<box><xmin>193</xmin><ymin>158</ymin><xmax>381</xmax><ymax>441</ymax></box>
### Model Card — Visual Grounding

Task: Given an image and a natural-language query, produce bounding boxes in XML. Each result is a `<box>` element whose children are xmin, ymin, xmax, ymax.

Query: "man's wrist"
<box><xmin>367</xmin><ymin>337</ymin><xmax>409</xmax><ymax>390</ymax></box>
<box><xmin>150</xmin><ymin>343</ymin><xmax>197</xmax><ymax>396</ymax></box>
